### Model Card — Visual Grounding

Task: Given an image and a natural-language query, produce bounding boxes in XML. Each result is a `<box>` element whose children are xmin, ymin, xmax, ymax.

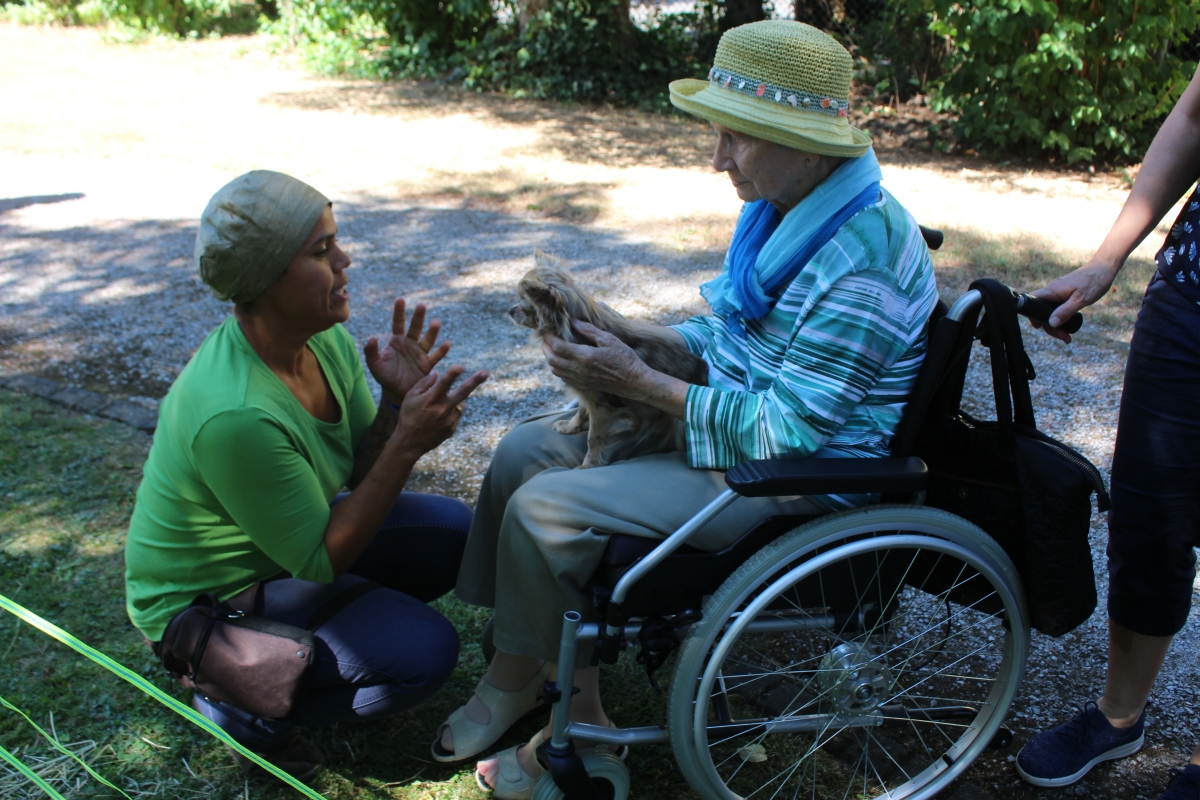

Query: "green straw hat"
<box><xmin>669</xmin><ymin>20</ymin><xmax>871</xmax><ymax>157</ymax></box>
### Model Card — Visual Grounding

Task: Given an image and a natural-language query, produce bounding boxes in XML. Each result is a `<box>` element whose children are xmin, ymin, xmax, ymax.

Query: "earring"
<box><xmin>803</xmin><ymin>157</ymin><xmax>815</xmax><ymax>166</ymax></box>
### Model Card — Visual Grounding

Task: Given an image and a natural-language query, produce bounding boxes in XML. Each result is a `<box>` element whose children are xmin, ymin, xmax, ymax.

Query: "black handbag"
<box><xmin>157</xmin><ymin>580</ymin><xmax>379</xmax><ymax>719</ymax></box>
<box><xmin>913</xmin><ymin>279</ymin><xmax>1110</xmax><ymax>636</ymax></box>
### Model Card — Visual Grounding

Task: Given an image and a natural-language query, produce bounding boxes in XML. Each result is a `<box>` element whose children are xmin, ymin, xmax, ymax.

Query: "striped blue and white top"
<box><xmin>673</xmin><ymin>188</ymin><xmax>939</xmax><ymax>506</ymax></box>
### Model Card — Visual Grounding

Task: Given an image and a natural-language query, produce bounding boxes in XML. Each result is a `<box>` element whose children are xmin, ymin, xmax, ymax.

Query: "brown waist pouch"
<box><xmin>156</xmin><ymin>581</ymin><xmax>378</xmax><ymax>720</ymax></box>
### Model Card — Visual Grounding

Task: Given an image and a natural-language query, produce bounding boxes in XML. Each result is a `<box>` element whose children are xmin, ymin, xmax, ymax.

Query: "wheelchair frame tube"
<box><xmin>550</xmin><ymin>611</ymin><xmax>583</xmax><ymax>750</ymax></box>
<box><xmin>610</xmin><ymin>488</ymin><xmax>739</xmax><ymax>606</ymax></box>
<box><xmin>947</xmin><ymin>289</ymin><xmax>982</xmax><ymax>322</ymax></box>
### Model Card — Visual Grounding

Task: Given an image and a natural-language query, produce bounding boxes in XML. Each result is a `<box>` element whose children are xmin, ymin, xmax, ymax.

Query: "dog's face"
<box><xmin>509</xmin><ymin>251</ymin><xmax>600</xmax><ymax>340</ymax></box>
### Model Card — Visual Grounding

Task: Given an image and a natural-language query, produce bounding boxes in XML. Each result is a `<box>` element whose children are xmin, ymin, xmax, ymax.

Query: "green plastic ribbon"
<box><xmin>0</xmin><ymin>593</ymin><xmax>326</xmax><ymax>799</ymax></box>
<box><xmin>0</xmin><ymin>742</ymin><xmax>67</xmax><ymax>800</ymax></box>
<box><xmin>0</xmin><ymin>695</ymin><xmax>132</xmax><ymax>799</ymax></box>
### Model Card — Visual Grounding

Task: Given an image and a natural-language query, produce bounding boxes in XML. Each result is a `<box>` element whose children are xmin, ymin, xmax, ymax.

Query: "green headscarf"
<box><xmin>195</xmin><ymin>170</ymin><xmax>330</xmax><ymax>303</ymax></box>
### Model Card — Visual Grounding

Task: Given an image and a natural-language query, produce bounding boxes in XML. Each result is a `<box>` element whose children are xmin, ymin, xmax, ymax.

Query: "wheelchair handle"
<box><xmin>1013</xmin><ymin>292</ymin><xmax>1084</xmax><ymax>334</ymax></box>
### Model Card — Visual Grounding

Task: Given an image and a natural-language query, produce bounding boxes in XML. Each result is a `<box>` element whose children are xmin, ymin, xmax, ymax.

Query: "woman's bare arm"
<box><xmin>1032</xmin><ymin>71</ymin><xmax>1200</xmax><ymax>340</ymax></box>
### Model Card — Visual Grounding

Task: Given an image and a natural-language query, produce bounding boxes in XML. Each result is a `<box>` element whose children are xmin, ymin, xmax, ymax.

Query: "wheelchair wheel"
<box><xmin>667</xmin><ymin>505</ymin><xmax>1029</xmax><ymax>800</ymax></box>
<box><xmin>530</xmin><ymin>751</ymin><xmax>630</xmax><ymax>800</ymax></box>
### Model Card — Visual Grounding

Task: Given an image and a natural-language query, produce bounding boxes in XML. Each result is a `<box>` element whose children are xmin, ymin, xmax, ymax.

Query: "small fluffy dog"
<box><xmin>510</xmin><ymin>251</ymin><xmax>708</xmax><ymax>468</ymax></box>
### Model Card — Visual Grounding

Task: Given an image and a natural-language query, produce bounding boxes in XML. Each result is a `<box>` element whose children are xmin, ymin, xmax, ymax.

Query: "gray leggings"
<box><xmin>455</xmin><ymin>410</ymin><xmax>824</xmax><ymax>662</ymax></box>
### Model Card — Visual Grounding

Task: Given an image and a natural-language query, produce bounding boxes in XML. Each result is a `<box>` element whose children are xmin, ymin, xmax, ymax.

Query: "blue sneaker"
<box><xmin>1015</xmin><ymin>701</ymin><xmax>1145</xmax><ymax>787</ymax></box>
<box><xmin>1159</xmin><ymin>765</ymin><xmax>1200</xmax><ymax>800</ymax></box>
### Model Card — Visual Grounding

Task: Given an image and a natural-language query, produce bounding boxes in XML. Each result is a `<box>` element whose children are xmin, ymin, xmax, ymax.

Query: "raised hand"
<box><xmin>391</xmin><ymin>365</ymin><xmax>489</xmax><ymax>459</ymax></box>
<box><xmin>365</xmin><ymin>298</ymin><xmax>452</xmax><ymax>401</ymax></box>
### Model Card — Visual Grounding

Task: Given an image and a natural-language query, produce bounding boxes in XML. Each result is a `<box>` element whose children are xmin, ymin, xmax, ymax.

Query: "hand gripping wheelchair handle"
<box><xmin>724</xmin><ymin>456</ymin><xmax>929</xmax><ymax>497</ymax></box>
<box><xmin>1012</xmin><ymin>292</ymin><xmax>1084</xmax><ymax>334</ymax></box>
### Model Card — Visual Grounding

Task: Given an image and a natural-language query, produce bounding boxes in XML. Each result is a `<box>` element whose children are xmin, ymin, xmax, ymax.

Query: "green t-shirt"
<box><xmin>124</xmin><ymin>317</ymin><xmax>377</xmax><ymax>641</ymax></box>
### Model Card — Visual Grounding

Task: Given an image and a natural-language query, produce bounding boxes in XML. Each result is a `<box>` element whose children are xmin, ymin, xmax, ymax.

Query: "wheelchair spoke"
<box><xmin>674</xmin><ymin>520</ymin><xmax>1027</xmax><ymax>800</ymax></box>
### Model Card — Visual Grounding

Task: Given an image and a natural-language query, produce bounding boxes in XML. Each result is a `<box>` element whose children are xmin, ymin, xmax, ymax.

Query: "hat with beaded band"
<box><xmin>669</xmin><ymin>20</ymin><xmax>871</xmax><ymax>158</ymax></box>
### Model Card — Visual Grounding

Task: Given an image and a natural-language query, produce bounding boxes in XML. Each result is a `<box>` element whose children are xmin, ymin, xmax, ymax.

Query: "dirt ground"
<box><xmin>3</xmin><ymin>22</ymin><xmax>1200</xmax><ymax>800</ymax></box>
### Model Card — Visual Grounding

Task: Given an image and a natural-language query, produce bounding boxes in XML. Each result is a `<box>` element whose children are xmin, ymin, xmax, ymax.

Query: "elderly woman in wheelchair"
<box><xmin>439</xmin><ymin>21</ymin><xmax>1036</xmax><ymax>800</ymax></box>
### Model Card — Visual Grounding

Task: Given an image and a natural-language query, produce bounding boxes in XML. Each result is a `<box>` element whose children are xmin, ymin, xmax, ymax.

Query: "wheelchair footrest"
<box><xmin>725</xmin><ymin>456</ymin><xmax>928</xmax><ymax>498</ymax></box>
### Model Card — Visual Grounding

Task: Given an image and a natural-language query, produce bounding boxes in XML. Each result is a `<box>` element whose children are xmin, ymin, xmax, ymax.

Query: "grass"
<box><xmin>0</xmin><ymin>389</ymin><xmax>694</xmax><ymax>799</ymax></box>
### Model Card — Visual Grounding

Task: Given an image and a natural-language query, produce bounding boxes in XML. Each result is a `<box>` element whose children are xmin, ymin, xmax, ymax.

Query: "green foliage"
<box><xmin>929</xmin><ymin>0</ymin><xmax>1200</xmax><ymax>163</ymax></box>
<box><xmin>455</xmin><ymin>0</ymin><xmax>709</xmax><ymax>107</ymax></box>
<box><xmin>835</xmin><ymin>0</ymin><xmax>950</xmax><ymax>103</ymax></box>
<box><xmin>266</xmin><ymin>0</ymin><xmax>495</xmax><ymax>78</ymax></box>
<box><xmin>3</xmin><ymin>0</ymin><xmax>263</xmax><ymax>35</ymax></box>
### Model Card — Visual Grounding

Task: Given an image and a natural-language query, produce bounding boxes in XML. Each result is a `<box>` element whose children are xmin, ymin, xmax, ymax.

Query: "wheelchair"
<box><xmin>511</xmin><ymin>233</ymin><xmax>1068</xmax><ymax>800</ymax></box>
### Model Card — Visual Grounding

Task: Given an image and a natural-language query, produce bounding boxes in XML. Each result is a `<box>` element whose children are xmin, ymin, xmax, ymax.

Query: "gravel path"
<box><xmin>3</xmin><ymin>23</ymin><xmax>1199</xmax><ymax>799</ymax></box>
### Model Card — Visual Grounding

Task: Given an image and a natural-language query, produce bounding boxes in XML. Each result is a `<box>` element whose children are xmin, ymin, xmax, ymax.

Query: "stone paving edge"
<box><xmin>0</xmin><ymin>373</ymin><xmax>158</xmax><ymax>433</ymax></box>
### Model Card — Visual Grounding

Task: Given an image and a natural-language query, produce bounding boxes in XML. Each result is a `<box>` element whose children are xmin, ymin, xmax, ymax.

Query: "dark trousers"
<box><xmin>1107</xmin><ymin>274</ymin><xmax>1200</xmax><ymax>637</ymax></box>
<box><xmin>191</xmin><ymin>492</ymin><xmax>471</xmax><ymax>750</ymax></box>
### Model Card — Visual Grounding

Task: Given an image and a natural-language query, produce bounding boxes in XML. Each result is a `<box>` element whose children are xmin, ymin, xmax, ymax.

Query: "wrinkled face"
<box><xmin>710</xmin><ymin>123</ymin><xmax>829</xmax><ymax>214</ymax></box>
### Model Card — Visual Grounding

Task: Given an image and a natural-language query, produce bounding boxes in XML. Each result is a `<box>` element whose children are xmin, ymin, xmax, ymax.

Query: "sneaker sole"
<box><xmin>1014</xmin><ymin>732</ymin><xmax>1144</xmax><ymax>787</ymax></box>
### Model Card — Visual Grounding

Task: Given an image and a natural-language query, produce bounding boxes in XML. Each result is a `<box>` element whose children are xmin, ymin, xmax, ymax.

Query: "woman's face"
<box><xmin>256</xmin><ymin>205</ymin><xmax>352</xmax><ymax>333</ymax></box>
<box><xmin>710</xmin><ymin>123</ymin><xmax>831</xmax><ymax>214</ymax></box>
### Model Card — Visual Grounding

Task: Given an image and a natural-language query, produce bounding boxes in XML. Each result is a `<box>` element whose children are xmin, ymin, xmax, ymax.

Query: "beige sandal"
<box><xmin>431</xmin><ymin>664</ymin><xmax>550</xmax><ymax>763</ymax></box>
<box><xmin>474</xmin><ymin>729</ymin><xmax>548</xmax><ymax>800</ymax></box>
<box><xmin>475</xmin><ymin>725</ymin><xmax>629</xmax><ymax>800</ymax></box>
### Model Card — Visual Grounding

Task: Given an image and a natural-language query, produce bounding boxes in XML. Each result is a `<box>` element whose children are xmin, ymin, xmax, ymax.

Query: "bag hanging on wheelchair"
<box><xmin>913</xmin><ymin>278</ymin><xmax>1110</xmax><ymax>637</ymax></box>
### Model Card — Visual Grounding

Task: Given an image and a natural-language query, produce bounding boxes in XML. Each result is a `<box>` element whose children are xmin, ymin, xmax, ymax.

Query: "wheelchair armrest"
<box><xmin>724</xmin><ymin>456</ymin><xmax>928</xmax><ymax>498</ymax></box>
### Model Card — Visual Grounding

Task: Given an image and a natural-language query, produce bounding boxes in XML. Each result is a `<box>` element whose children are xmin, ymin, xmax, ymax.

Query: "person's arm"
<box><xmin>542</xmin><ymin>269</ymin><xmax>919</xmax><ymax>469</ymax></box>
<box><xmin>678</xmin><ymin>269</ymin><xmax>917</xmax><ymax>468</ymax></box>
<box><xmin>196</xmin><ymin>368</ymin><xmax>487</xmax><ymax>581</ymax></box>
<box><xmin>1032</xmin><ymin>70</ymin><xmax>1200</xmax><ymax>340</ymax></box>
<box><xmin>670</xmin><ymin>314</ymin><xmax>721</xmax><ymax>355</ymax></box>
<box><xmin>322</xmin><ymin>365</ymin><xmax>487</xmax><ymax>575</ymax></box>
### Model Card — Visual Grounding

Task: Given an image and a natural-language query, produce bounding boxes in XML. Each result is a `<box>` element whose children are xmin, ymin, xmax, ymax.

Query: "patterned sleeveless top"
<box><xmin>1156</xmin><ymin>185</ymin><xmax>1200</xmax><ymax>305</ymax></box>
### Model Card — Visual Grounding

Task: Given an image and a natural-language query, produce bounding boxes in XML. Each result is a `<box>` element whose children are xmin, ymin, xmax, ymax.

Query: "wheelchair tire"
<box><xmin>530</xmin><ymin>751</ymin><xmax>630</xmax><ymax>800</ymax></box>
<box><xmin>667</xmin><ymin>505</ymin><xmax>1030</xmax><ymax>800</ymax></box>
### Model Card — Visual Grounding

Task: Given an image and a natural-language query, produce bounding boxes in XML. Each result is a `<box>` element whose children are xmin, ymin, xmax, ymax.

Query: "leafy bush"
<box><xmin>826</xmin><ymin>0</ymin><xmax>950</xmax><ymax>103</ymax></box>
<box><xmin>3</xmin><ymin>0</ymin><xmax>261</xmax><ymax>35</ymax></box>
<box><xmin>456</xmin><ymin>0</ymin><xmax>709</xmax><ymax>107</ymax></box>
<box><xmin>929</xmin><ymin>0</ymin><xmax>1200</xmax><ymax>163</ymax></box>
<box><xmin>266</xmin><ymin>0</ymin><xmax>494</xmax><ymax>78</ymax></box>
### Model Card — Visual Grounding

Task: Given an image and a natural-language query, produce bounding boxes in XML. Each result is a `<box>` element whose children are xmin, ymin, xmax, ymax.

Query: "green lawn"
<box><xmin>0</xmin><ymin>390</ymin><xmax>695</xmax><ymax>799</ymax></box>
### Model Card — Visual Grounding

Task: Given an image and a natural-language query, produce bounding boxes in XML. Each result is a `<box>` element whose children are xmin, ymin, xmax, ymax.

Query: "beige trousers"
<box><xmin>455</xmin><ymin>410</ymin><xmax>824</xmax><ymax>662</ymax></box>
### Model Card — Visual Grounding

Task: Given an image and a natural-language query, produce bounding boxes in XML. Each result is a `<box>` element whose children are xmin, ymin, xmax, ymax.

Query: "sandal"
<box><xmin>475</xmin><ymin>729</ymin><xmax>548</xmax><ymax>800</ymax></box>
<box><xmin>431</xmin><ymin>664</ymin><xmax>550</xmax><ymax>763</ymax></box>
<box><xmin>475</xmin><ymin>725</ymin><xmax>629</xmax><ymax>800</ymax></box>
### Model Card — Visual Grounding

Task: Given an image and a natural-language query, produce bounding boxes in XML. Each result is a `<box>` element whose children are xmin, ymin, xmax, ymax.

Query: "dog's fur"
<box><xmin>509</xmin><ymin>250</ymin><xmax>708</xmax><ymax>468</ymax></box>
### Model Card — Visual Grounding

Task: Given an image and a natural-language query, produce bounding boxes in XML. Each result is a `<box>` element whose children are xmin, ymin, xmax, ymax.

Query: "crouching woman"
<box><xmin>124</xmin><ymin>171</ymin><xmax>487</xmax><ymax>780</ymax></box>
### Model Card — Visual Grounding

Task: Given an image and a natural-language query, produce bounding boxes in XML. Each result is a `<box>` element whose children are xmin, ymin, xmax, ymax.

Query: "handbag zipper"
<box><xmin>1032</xmin><ymin>439</ymin><xmax>1112</xmax><ymax>510</ymax></box>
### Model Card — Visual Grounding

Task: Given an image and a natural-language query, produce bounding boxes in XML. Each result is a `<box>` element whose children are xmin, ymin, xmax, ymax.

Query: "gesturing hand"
<box><xmin>392</xmin><ymin>364</ymin><xmax>489</xmax><ymax>459</ymax></box>
<box><xmin>365</xmin><ymin>298</ymin><xmax>451</xmax><ymax>401</ymax></box>
<box><xmin>541</xmin><ymin>319</ymin><xmax>649</xmax><ymax>399</ymax></box>
<box><xmin>1029</xmin><ymin>260</ymin><xmax>1119</xmax><ymax>343</ymax></box>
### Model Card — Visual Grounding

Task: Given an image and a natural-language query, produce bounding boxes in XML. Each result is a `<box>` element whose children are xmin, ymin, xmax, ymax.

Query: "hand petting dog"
<box><xmin>542</xmin><ymin>320</ymin><xmax>689</xmax><ymax>420</ymax></box>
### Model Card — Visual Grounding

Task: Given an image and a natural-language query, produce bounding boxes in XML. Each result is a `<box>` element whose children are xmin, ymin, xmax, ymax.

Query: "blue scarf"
<box><xmin>701</xmin><ymin>149</ymin><xmax>884</xmax><ymax>336</ymax></box>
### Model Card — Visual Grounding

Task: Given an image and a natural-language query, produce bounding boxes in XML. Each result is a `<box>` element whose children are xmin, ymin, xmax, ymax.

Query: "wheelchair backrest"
<box><xmin>888</xmin><ymin>297</ymin><xmax>982</xmax><ymax>458</ymax></box>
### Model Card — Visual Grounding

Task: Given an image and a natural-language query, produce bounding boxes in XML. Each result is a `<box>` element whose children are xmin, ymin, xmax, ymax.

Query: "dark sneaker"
<box><xmin>229</xmin><ymin>733</ymin><xmax>326</xmax><ymax>784</ymax></box>
<box><xmin>1159</xmin><ymin>765</ymin><xmax>1200</xmax><ymax>800</ymax></box>
<box><xmin>1015</xmin><ymin>701</ymin><xmax>1145</xmax><ymax>787</ymax></box>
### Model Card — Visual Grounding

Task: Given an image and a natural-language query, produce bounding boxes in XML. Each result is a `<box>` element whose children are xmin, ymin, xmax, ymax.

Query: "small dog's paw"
<box><xmin>553</xmin><ymin>419</ymin><xmax>587</xmax><ymax>434</ymax></box>
<box><xmin>578</xmin><ymin>449</ymin><xmax>608</xmax><ymax>469</ymax></box>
